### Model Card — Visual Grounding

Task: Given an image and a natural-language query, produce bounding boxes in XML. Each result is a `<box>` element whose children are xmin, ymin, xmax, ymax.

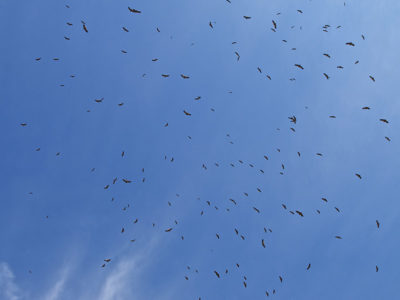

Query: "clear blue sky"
<box><xmin>1</xmin><ymin>0</ymin><xmax>400</xmax><ymax>299</ymax></box>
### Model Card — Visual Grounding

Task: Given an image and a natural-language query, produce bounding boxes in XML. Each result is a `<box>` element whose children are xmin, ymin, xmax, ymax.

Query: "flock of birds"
<box><xmin>13</xmin><ymin>0</ymin><xmax>395</xmax><ymax>298</ymax></box>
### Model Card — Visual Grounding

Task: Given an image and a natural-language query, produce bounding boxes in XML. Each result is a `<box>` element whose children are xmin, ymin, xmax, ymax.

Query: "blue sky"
<box><xmin>1</xmin><ymin>0</ymin><xmax>400</xmax><ymax>299</ymax></box>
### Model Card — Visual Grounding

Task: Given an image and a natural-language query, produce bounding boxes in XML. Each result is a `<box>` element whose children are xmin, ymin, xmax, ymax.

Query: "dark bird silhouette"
<box><xmin>294</xmin><ymin>64</ymin><xmax>304</xmax><ymax>70</ymax></box>
<box><xmin>128</xmin><ymin>7</ymin><xmax>141</xmax><ymax>13</ymax></box>
<box><xmin>183</xmin><ymin>110</ymin><xmax>192</xmax><ymax>116</ymax></box>
<box><xmin>288</xmin><ymin>116</ymin><xmax>297</xmax><ymax>124</ymax></box>
<box><xmin>307</xmin><ymin>263</ymin><xmax>311</xmax><ymax>270</ymax></box>
<box><xmin>235</xmin><ymin>52</ymin><xmax>240</xmax><ymax>61</ymax></box>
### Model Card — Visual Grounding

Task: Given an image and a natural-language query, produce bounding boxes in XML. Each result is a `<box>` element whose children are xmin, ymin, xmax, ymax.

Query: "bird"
<box><xmin>294</xmin><ymin>64</ymin><xmax>304</xmax><ymax>70</ymax></box>
<box><xmin>181</xmin><ymin>74</ymin><xmax>190</xmax><ymax>79</ymax></box>
<box><xmin>307</xmin><ymin>263</ymin><xmax>311</xmax><ymax>270</ymax></box>
<box><xmin>346</xmin><ymin>42</ymin><xmax>355</xmax><ymax>46</ymax></box>
<box><xmin>379</xmin><ymin>119</ymin><xmax>389</xmax><ymax>124</ymax></box>
<box><xmin>209</xmin><ymin>22</ymin><xmax>214</xmax><ymax>29</ymax></box>
<box><xmin>183</xmin><ymin>110</ymin><xmax>192</xmax><ymax>116</ymax></box>
<box><xmin>243</xmin><ymin>16</ymin><xmax>251</xmax><ymax>19</ymax></box>
<box><xmin>355</xmin><ymin>173</ymin><xmax>362</xmax><ymax>179</ymax></box>
<box><xmin>261</xmin><ymin>239</ymin><xmax>266</xmax><ymax>248</ymax></box>
<box><xmin>288</xmin><ymin>116</ymin><xmax>297</xmax><ymax>124</ymax></box>
<box><xmin>214</xmin><ymin>271</ymin><xmax>220</xmax><ymax>278</ymax></box>
<box><xmin>376</xmin><ymin>220</ymin><xmax>380</xmax><ymax>228</ymax></box>
<box><xmin>165</xmin><ymin>228</ymin><xmax>173</xmax><ymax>232</ymax></box>
<box><xmin>272</xmin><ymin>20</ymin><xmax>277</xmax><ymax>29</ymax></box>
<box><xmin>122</xmin><ymin>27</ymin><xmax>129</xmax><ymax>32</ymax></box>
<box><xmin>128</xmin><ymin>7</ymin><xmax>141</xmax><ymax>13</ymax></box>
<box><xmin>235</xmin><ymin>52</ymin><xmax>240</xmax><ymax>61</ymax></box>
<box><xmin>82</xmin><ymin>24</ymin><xmax>88</xmax><ymax>32</ymax></box>
<box><xmin>323</xmin><ymin>73</ymin><xmax>330</xmax><ymax>79</ymax></box>
<box><xmin>122</xmin><ymin>179</ymin><xmax>132</xmax><ymax>183</ymax></box>
<box><xmin>369</xmin><ymin>75</ymin><xmax>375</xmax><ymax>82</ymax></box>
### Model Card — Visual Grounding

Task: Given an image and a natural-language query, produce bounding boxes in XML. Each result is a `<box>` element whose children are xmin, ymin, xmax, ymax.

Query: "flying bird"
<box><xmin>294</xmin><ymin>64</ymin><xmax>304</xmax><ymax>70</ymax></box>
<box><xmin>128</xmin><ymin>7</ymin><xmax>141</xmax><ymax>13</ymax></box>
<box><xmin>235</xmin><ymin>52</ymin><xmax>240</xmax><ymax>61</ymax></box>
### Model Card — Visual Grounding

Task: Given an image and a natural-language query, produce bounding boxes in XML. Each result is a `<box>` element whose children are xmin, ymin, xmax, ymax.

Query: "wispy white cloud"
<box><xmin>42</xmin><ymin>264</ymin><xmax>71</xmax><ymax>300</ymax></box>
<box><xmin>1</xmin><ymin>236</ymin><xmax>167</xmax><ymax>300</ymax></box>
<box><xmin>0</xmin><ymin>262</ymin><xmax>22</xmax><ymax>300</ymax></box>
